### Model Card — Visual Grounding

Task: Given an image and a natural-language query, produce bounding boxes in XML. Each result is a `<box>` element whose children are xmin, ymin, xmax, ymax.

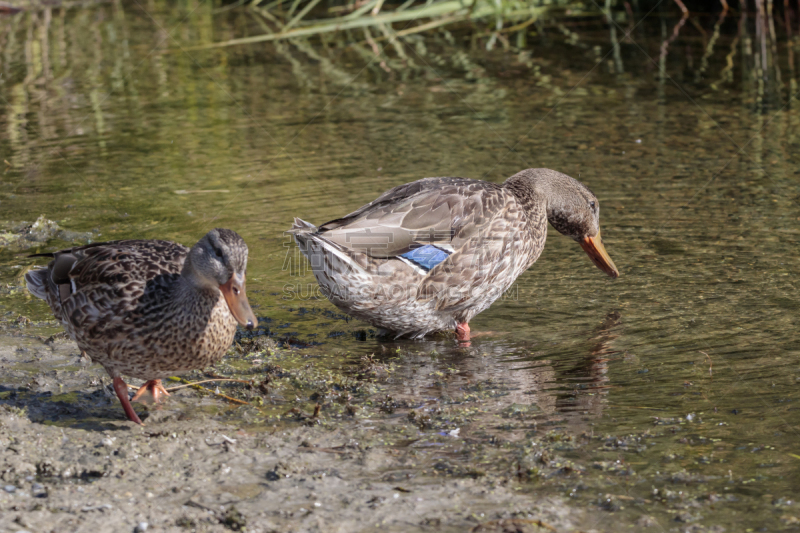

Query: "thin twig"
<box><xmin>164</xmin><ymin>378</ymin><xmax>252</xmax><ymax>405</ymax></box>
<box><xmin>363</xmin><ymin>27</ymin><xmax>392</xmax><ymax>72</ymax></box>
<box><xmin>672</xmin><ymin>0</ymin><xmax>689</xmax><ymax>15</ymax></box>
<box><xmin>165</xmin><ymin>378</ymin><xmax>252</xmax><ymax>392</ymax></box>
<box><xmin>503</xmin><ymin>15</ymin><xmax>538</xmax><ymax>34</ymax></box>
<box><xmin>203</xmin><ymin>387</ymin><xmax>250</xmax><ymax>405</ymax></box>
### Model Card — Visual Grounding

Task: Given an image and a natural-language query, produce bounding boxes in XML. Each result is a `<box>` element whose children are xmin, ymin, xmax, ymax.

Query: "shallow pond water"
<box><xmin>1</xmin><ymin>2</ymin><xmax>799</xmax><ymax>531</ymax></box>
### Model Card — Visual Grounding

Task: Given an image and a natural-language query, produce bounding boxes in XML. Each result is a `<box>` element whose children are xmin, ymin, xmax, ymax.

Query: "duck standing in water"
<box><xmin>25</xmin><ymin>228</ymin><xmax>256</xmax><ymax>424</ymax></box>
<box><xmin>290</xmin><ymin>168</ymin><xmax>619</xmax><ymax>341</ymax></box>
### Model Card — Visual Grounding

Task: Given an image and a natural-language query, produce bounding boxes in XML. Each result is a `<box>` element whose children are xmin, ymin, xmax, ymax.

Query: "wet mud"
<box><xmin>0</xmin><ymin>331</ymin><xmax>586</xmax><ymax>533</ymax></box>
<box><xmin>2</xmin><ymin>319</ymin><xmax>794</xmax><ymax>532</ymax></box>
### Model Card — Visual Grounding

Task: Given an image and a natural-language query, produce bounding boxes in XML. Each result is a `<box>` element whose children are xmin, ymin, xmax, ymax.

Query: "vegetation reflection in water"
<box><xmin>0</xmin><ymin>0</ymin><xmax>799</xmax><ymax>530</ymax></box>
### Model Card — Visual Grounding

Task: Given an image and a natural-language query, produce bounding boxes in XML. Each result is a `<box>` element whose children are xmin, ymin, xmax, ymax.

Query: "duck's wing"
<box><xmin>61</xmin><ymin>239</ymin><xmax>188</xmax><ymax>289</ymax></box>
<box><xmin>28</xmin><ymin>240</ymin><xmax>189</xmax><ymax>332</ymax></box>
<box><xmin>420</xmin><ymin>204</ymin><xmax>527</xmax><ymax>311</ymax></box>
<box><xmin>317</xmin><ymin>177</ymin><xmax>510</xmax><ymax>259</ymax></box>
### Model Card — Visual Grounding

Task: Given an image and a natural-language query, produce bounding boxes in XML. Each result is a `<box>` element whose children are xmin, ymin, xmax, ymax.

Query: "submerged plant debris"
<box><xmin>0</xmin><ymin>216</ymin><xmax>96</xmax><ymax>252</ymax></box>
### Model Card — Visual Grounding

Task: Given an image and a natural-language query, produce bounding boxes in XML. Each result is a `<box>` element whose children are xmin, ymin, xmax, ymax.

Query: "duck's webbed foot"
<box><xmin>131</xmin><ymin>379</ymin><xmax>171</xmax><ymax>404</ymax></box>
<box><xmin>112</xmin><ymin>377</ymin><xmax>143</xmax><ymax>425</ymax></box>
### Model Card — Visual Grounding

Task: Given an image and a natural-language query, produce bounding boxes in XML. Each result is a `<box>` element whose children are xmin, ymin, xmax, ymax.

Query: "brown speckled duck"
<box><xmin>290</xmin><ymin>168</ymin><xmax>618</xmax><ymax>341</ymax></box>
<box><xmin>25</xmin><ymin>228</ymin><xmax>256</xmax><ymax>424</ymax></box>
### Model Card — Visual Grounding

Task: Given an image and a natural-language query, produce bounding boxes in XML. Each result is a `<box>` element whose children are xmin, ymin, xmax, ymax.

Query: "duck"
<box><xmin>290</xmin><ymin>168</ymin><xmax>619</xmax><ymax>341</ymax></box>
<box><xmin>25</xmin><ymin>228</ymin><xmax>256</xmax><ymax>424</ymax></box>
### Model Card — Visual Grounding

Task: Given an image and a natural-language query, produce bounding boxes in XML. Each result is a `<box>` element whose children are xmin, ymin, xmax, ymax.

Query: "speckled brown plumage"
<box><xmin>290</xmin><ymin>168</ymin><xmax>619</xmax><ymax>340</ymax></box>
<box><xmin>25</xmin><ymin>228</ymin><xmax>256</xmax><ymax>424</ymax></box>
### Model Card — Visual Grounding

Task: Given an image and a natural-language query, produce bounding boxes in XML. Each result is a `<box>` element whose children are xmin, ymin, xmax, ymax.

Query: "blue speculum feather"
<box><xmin>400</xmin><ymin>245</ymin><xmax>451</xmax><ymax>271</ymax></box>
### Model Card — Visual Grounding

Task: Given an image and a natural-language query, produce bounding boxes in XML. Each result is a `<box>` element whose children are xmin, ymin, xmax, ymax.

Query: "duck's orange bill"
<box><xmin>220</xmin><ymin>273</ymin><xmax>257</xmax><ymax>330</ymax></box>
<box><xmin>580</xmin><ymin>232</ymin><xmax>619</xmax><ymax>279</ymax></box>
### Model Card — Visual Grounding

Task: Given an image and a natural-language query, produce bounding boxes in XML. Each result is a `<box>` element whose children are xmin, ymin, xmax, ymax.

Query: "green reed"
<box><xmin>190</xmin><ymin>0</ymin><xmax>597</xmax><ymax>51</ymax></box>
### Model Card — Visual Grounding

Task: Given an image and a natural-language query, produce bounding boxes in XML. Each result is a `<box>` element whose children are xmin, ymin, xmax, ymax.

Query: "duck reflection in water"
<box><xmin>367</xmin><ymin>310</ymin><xmax>622</xmax><ymax>435</ymax></box>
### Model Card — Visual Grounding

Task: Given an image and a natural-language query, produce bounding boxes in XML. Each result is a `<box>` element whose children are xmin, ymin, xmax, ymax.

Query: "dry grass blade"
<box><xmin>284</xmin><ymin>0</ymin><xmax>323</xmax><ymax>30</ymax></box>
<box><xmin>343</xmin><ymin>0</ymin><xmax>380</xmax><ymax>19</ymax></box>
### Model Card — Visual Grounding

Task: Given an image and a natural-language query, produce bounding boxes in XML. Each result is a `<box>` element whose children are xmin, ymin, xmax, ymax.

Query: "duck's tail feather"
<box><xmin>287</xmin><ymin>218</ymin><xmax>317</xmax><ymax>234</ymax></box>
<box><xmin>25</xmin><ymin>268</ymin><xmax>50</xmax><ymax>300</ymax></box>
<box><xmin>287</xmin><ymin>218</ymin><xmax>317</xmax><ymax>251</ymax></box>
<box><xmin>288</xmin><ymin>218</ymin><xmax>369</xmax><ymax>276</ymax></box>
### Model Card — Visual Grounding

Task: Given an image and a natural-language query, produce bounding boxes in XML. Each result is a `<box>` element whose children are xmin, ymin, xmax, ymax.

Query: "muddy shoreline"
<box><xmin>0</xmin><ymin>409</ymin><xmax>589</xmax><ymax>533</ymax></box>
<box><xmin>3</xmin><ymin>320</ymin><xmax>782</xmax><ymax>533</ymax></box>
<box><xmin>0</xmin><ymin>328</ymin><xmax>592</xmax><ymax>532</ymax></box>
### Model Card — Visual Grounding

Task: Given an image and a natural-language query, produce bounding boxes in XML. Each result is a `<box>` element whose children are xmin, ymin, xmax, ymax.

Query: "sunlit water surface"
<box><xmin>1</xmin><ymin>2</ymin><xmax>799</xmax><ymax>530</ymax></box>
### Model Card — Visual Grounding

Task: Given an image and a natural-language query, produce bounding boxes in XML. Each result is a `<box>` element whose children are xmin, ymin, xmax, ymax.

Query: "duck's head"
<box><xmin>507</xmin><ymin>168</ymin><xmax>619</xmax><ymax>278</ymax></box>
<box><xmin>184</xmin><ymin>228</ymin><xmax>257</xmax><ymax>330</ymax></box>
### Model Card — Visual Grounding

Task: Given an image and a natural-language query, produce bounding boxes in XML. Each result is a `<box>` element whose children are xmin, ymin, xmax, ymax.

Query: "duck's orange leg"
<box><xmin>131</xmin><ymin>380</ymin><xmax>171</xmax><ymax>403</ymax></box>
<box><xmin>456</xmin><ymin>322</ymin><xmax>471</xmax><ymax>342</ymax></box>
<box><xmin>112</xmin><ymin>377</ymin><xmax>143</xmax><ymax>425</ymax></box>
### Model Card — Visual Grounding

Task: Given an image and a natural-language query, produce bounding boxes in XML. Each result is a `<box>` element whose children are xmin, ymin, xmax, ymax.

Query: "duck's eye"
<box><xmin>214</xmin><ymin>249</ymin><xmax>223</xmax><ymax>258</ymax></box>
<box><xmin>589</xmin><ymin>201</ymin><xmax>596</xmax><ymax>210</ymax></box>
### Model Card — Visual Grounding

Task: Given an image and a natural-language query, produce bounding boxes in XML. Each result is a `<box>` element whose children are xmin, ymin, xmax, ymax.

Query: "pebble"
<box><xmin>134</xmin><ymin>522</ymin><xmax>148</xmax><ymax>532</ymax></box>
<box><xmin>4</xmin><ymin>485</ymin><xmax>16</xmax><ymax>493</ymax></box>
<box><xmin>31</xmin><ymin>483</ymin><xmax>46</xmax><ymax>497</ymax></box>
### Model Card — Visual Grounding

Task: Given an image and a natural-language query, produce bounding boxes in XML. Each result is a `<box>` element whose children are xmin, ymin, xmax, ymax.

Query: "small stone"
<box><xmin>635</xmin><ymin>515</ymin><xmax>658</xmax><ymax>527</ymax></box>
<box><xmin>222</xmin><ymin>506</ymin><xmax>246</xmax><ymax>531</ymax></box>
<box><xmin>674</xmin><ymin>512</ymin><xmax>699</xmax><ymax>523</ymax></box>
<box><xmin>3</xmin><ymin>485</ymin><xmax>16</xmax><ymax>493</ymax></box>
<box><xmin>134</xmin><ymin>522</ymin><xmax>148</xmax><ymax>532</ymax></box>
<box><xmin>31</xmin><ymin>483</ymin><xmax>47</xmax><ymax>498</ymax></box>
